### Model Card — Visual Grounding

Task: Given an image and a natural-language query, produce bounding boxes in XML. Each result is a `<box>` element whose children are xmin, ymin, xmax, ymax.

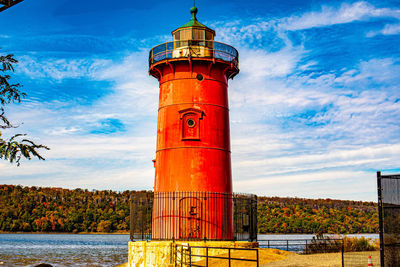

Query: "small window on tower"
<box><xmin>205</xmin><ymin>31</ymin><xmax>213</xmax><ymax>40</ymax></box>
<box><xmin>179</xmin><ymin>108</ymin><xmax>204</xmax><ymax>141</ymax></box>
<box><xmin>174</xmin><ymin>31</ymin><xmax>180</xmax><ymax>41</ymax></box>
<box><xmin>192</xmin><ymin>29</ymin><xmax>205</xmax><ymax>40</ymax></box>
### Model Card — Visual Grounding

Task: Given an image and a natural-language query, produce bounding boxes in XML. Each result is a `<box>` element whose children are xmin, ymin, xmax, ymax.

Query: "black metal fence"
<box><xmin>130</xmin><ymin>191</ymin><xmax>257</xmax><ymax>242</ymax></box>
<box><xmin>378</xmin><ymin>171</ymin><xmax>400</xmax><ymax>267</ymax></box>
<box><xmin>129</xmin><ymin>191</ymin><xmax>153</xmax><ymax>241</ymax></box>
<box><xmin>174</xmin><ymin>244</ymin><xmax>259</xmax><ymax>267</ymax></box>
<box><xmin>258</xmin><ymin>238</ymin><xmax>344</xmax><ymax>254</ymax></box>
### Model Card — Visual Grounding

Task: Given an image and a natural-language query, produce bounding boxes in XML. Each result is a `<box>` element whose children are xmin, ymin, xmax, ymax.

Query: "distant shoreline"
<box><xmin>0</xmin><ymin>231</ymin><xmax>378</xmax><ymax>235</ymax></box>
<box><xmin>0</xmin><ymin>231</ymin><xmax>129</xmax><ymax>235</ymax></box>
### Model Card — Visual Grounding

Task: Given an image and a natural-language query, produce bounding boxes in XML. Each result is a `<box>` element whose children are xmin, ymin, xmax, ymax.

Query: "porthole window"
<box><xmin>187</xmin><ymin>118</ymin><xmax>195</xmax><ymax>127</ymax></box>
<box><xmin>196</xmin><ymin>74</ymin><xmax>204</xmax><ymax>81</ymax></box>
<box><xmin>179</xmin><ymin>108</ymin><xmax>204</xmax><ymax>141</ymax></box>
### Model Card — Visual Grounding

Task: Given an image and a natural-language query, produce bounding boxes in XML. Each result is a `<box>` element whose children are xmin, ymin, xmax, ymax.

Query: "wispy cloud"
<box><xmin>279</xmin><ymin>1</ymin><xmax>400</xmax><ymax>31</ymax></box>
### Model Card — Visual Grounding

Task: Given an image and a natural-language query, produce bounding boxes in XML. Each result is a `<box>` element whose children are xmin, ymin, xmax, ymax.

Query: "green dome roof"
<box><xmin>178</xmin><ymin>6</ymin><xmax>211</xmax><ymax>29</ymax></box>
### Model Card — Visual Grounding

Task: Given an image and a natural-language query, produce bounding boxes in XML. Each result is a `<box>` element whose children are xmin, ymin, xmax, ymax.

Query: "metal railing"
<box><xmin>129</xmin><ymin>191</ymin><xmax>153</xmax><ymax>241</ymax></box>
<box><xmin>258</xmin><ymin>238</ymin><xmax>344</xmax><ymax>254</ymax></box>
<box><xmin>129</xmin><ymin>191</ymin><xmax>257</xmax><ymax>242</ymax></box>
<box><xmin>377</xmin><ymin>171</ymin><xmax>400</xmax><ymax>267</ymax></box>
<box><xmin>149</xmin><ymin>40</ymin><xmax>239</xmax><ymax>67</ymax></box>
<box><xmin>174</xmin><ymin>244</ymin><xmax>259</xmax><ymax>267</ymax></box>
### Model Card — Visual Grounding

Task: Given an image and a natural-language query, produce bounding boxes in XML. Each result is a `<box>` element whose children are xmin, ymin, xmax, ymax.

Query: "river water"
<box><xmin>0</xmin><ymin>233</ymin><xmax>379</xmax><ymax>266</ymax></box>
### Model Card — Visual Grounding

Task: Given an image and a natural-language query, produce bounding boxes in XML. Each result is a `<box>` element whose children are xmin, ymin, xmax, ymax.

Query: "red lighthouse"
<box><xmin>149</xmin><ymin>6</ymin><xmax>239</xmax><ymax>241</ymax></box>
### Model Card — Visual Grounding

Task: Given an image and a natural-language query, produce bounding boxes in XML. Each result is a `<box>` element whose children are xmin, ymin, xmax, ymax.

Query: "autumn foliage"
<box><xmin>257</xmin><ymin>196</ymin><xmax>378</xmax><ymax>234</ymax></box>
<box><xmin>0</xmin><ymin>185</ymin><xmax>379</xmax><ymax>234</ymax></box>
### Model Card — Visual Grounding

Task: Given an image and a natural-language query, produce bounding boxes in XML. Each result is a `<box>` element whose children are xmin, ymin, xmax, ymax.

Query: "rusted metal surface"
<box><xmin>149</xmin><ymin>6</ymin><xmax>240</xmax><ymax>241</ymax></box>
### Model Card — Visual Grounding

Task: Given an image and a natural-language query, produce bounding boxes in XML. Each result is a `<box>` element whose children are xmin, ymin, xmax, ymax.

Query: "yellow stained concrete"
<box><xmin>128</xmin><ymin>241</ymin><xmax>263</xmax><ymax>267</ymax></box>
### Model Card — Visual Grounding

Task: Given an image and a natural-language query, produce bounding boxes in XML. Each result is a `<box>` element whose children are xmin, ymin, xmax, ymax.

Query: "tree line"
<box><xmin>257</xmin><ymin>196</ymin><xmax>378</xmax><ymax>234</ymax></box>
<box><xmin>0</xmin><ymin>184</ymin><xmax>378</xmax><ymax>234</ymax></box>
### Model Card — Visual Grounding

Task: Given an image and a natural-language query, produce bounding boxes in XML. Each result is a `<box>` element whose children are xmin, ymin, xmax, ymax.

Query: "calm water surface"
<box><xmin>0</xmin><ymin>234</ymin><xmax>129</xmax><ymax>267</ymax></box>
<box><xmin>0</xmin><ymin>233</ymin><xmax>379</xmax><ymax>266</ymax></box>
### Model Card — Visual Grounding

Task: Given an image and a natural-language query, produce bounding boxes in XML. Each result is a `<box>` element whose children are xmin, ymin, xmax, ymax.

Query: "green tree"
<box><xmin>0</xmin><ymin>54</ymin><xmax>49</xmax><ymax>165</ymax></box>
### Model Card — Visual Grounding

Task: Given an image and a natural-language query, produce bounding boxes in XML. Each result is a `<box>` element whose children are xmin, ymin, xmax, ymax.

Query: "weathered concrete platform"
<box><xmin>128</xmin><ymin>241</ymin><xmax>258</xmax><ymax>267</ymax></box>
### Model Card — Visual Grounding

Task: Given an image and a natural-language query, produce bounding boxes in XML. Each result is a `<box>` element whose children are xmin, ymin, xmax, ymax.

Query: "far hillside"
<box><xmin>258</xmin><ymin>196</ymin><xmax>378</xmax><ymax>234</ymax></box>
<box><xmin>0</xmin><ymin>185</ymin><xmax>378</xmax><ymax>234</ymax></box>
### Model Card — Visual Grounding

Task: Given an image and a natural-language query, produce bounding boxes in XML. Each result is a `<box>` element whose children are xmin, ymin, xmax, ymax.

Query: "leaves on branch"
<box><xmin>0</xmin><ymin>54</ymin><xmax>18</xmax><ymax>72</ymax></box>
<box><xmin>0</xmin><ymin>107</ymin><xmax>14</xmax><ymax>129</ymax></box>
<box><xmin>0</xmin><ymin>54</ymin><xmax>26</xmax><ymax>105</ymax></box>
<box><xmin>0</xmin><ymin>53</ymin><xmax>49</xmax><ymax>166</ymax></box>
<box><xmin>0</xmin><ymin>134</ymin><xmax>50</xmax><ymax>166</ymax></box>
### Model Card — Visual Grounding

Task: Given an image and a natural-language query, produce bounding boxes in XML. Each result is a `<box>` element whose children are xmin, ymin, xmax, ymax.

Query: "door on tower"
<box><xmin>179</xmin><ymin>197</ymin><xmax>202</xmax><ymax>239</ymax></box>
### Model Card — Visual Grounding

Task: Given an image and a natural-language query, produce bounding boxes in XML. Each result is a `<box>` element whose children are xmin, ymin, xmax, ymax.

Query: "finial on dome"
<box><xmin>190</xmin><ymin>5</ymin><xmax>198</xmax><ymax>20</ymax></box>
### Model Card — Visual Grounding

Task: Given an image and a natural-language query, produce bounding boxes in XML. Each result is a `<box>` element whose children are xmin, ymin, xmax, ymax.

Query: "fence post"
<box><xmin>377</xmin><ymin>171</ymin><xmax>385</xmax><ymax>267</ymax></box>
<box><xmin>305</xmin><ymin>240</ymin><xmax>308</xmax><ymax>254</ymax></box>
<box><xmin>204</xmin><ymin>195</ymin><xmax>207</xmax><ymax>242</ymax></box>
<box><xmin>228</xmin><ymin>248</ymin><xmax>231</xmax><ymax>267</ymax></box>
<box><xmin>129</xmin><ymin>196</ymin><xmax>133</xmax><ymax>241</ymax></box>
<box><xmin>206</xmin><ymin>246</ymin><xmax>209</xmax><ymax>267</ymax></box>
<box><xmin>287</xmin><ymin>240</ymin><xmax>289</xmax><ymax>251</ymax></box>
<box><xmin>182</xmin><ymin>245</ymin><xmax>184</xmax><ymax>267</ymax></box>
<box><xmin>174</xmin><ymin>244</ymin><xmax>177</xmax><ymax>267</ymax></box>
<box><xmin>189</xmin><ymin>246</ymin><xmax>192</xmax><ymax>267</ymax></box>
<box><xmin>256</xmin><ymin>248</ymin><xmax>259</xmax><ymax>267</ymax></box>
<box><xmin>173</xmin><ymin>192</ymin><xmax>175</xmax><ymax>242</ymax></box>
<box><xmin>341</xmin><ymin>239</ymin><xmax>344</xmax><ymax>267</ymax></box>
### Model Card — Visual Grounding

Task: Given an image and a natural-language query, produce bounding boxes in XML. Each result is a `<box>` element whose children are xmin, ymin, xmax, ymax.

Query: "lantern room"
<box><xmin>171</xmin><ymin>6</ymin><xmax>215</xmax><ymax>58</ymax></box>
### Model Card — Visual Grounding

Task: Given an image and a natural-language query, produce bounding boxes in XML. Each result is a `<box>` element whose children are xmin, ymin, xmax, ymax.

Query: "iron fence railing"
<box><xmin>129</xmin><ymin>191</ymin><xmax>257</xmax><ymax>242</ymax></box>
<box><xmin>149</xmin><ymin>41</ymin><xmax>239</xmax><ymax>67</ymax></box>
<box><xmin>129</xmin><ymin>191</ymin><xmax>153</xmax><ymax>241</ymax></box>
<box><xmin>174</xmin><ymin>244</ymin><xmax>259</xmax><ymax>267</ymax></box>
<box><xmin>258</xmin><ymin>238</ymin><xmax>344</xmax><ymax>254</ymax></box>
<box><xmin>377</xmin><ymin>171</ymin><xmax>400</xmax><ymax>267</ymax></box>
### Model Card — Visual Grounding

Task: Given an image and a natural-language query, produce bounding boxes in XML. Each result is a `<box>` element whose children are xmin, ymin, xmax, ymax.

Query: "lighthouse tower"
<box><xmin>149</xmin><ymin>6</ymin><xmax>239</xmax><ymax>241</ymax></box>
<box><xmin>127</xmin><ymin>6</ymin><xmax>258</xmax><ymax>267</ymax></box>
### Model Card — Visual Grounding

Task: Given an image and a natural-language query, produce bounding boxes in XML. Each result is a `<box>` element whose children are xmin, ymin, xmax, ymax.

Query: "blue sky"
<box><xmin>1</xmin><ymin>0</ymin><xmax>400</xmax><ymax>201</ymax></box>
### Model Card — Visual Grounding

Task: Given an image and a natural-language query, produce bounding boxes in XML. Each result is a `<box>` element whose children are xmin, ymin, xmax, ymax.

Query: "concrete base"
<box><xmin>128</xmin><ymin>240</ymin><xmax>258</xmax><ymax>267</ymax></box>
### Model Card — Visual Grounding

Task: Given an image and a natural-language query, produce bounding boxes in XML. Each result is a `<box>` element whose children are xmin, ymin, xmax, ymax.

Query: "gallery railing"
<box><xmin>149</xmin><ymin>41</ymin><xmax>239</xmax><ymax>67</ymax></box>
<box><xmin>129</xmin><ymin>191</ymin><xmax>257</xmax><ymax>242</ymax></box>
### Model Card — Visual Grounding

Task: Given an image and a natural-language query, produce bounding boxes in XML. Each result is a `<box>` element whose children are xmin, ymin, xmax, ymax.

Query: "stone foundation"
<box><xmin>128</xmin><ymin>241</ymin><xmax>258</xmax><ymax>267</ymax></box>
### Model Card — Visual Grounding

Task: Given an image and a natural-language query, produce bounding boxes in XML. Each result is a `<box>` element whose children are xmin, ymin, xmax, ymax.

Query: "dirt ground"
<box><xmin>263</xmin><ymin>250</ymin><xmax>380</xmax><ymax>267</ymax></box>
<box><xmin>193</xmin><ymin>249</ymin><xmax>380</xmax><ymax>267</ymax></box>
<box><xmin>262</xmin><ymin>252</ymin><xmax>342</xmax><ymax>267</ymax></box>
<box><xmin>192</xmin><ymin>248</ymin><xmax>292</xmax><ymax>267</ymax></box>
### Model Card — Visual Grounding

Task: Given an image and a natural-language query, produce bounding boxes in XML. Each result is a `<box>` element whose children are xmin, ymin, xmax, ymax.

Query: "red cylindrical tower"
<box><xmin>149</xmin><ymin>6</ymin><xmax>239</xmax><ymax>240</ymax></box>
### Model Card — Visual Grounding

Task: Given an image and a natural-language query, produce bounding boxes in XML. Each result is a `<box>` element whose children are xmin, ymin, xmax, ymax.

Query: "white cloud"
<box><xmin>368</xmin><ymin>23</ymin><xmax>400</xmax><ymax>37</ymax></box>
<box><xmin>280</xmin><ymin>1</ymin><xmax>400</xmax><ymax>31</ymax></box>
<box><xmin>239</xmin><ymin>46</ymin><xmax>303</xmax><ymax>79</ymax></box>
<box><xmin>381</xmin><ymin>23</ymin><xmax>400</xmax><ymax>35</ymax></box>
<box><xmin>233</xmin><ymin>170</ymin><xmax>377</xmax><ymax>201</ymax></box>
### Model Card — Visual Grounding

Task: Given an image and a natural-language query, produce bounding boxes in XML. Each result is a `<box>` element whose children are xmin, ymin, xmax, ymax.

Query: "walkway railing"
<box><xmin>258</xmin><ymin>238</ymin><xmax>344</xmax><ymax>254</ymax></box>
<box><xmin>174</xmin><ymin>244</ymin><xmax>259</xmax><ymax>267</ymax></box>
<box><xmin>149</xmin><ymin>41</ymin><xmax>239</xmax><ymax>67</ymax></box>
